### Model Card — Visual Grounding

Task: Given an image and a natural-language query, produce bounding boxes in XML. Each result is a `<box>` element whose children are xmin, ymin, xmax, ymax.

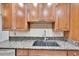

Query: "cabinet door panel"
<box><xmin>68</xmin><ymin>51</ymin><xmax>79</xmax><ymax>56</ymax></box>
<box><xmin>29</xmin><ymin>3</ymin><xmax>39</xmax><ymax>22</ymax></box>
<box><xmin>29</xmin><ymin>50</ymin><xmax>67</xmax><ymax>56</ymax></box>
<box><xmin>69</xmin><ymin>4</ymin><xmax>79</xmax><ymax>41</ymax></box>
<box><xmin>15</xmin><ymin>3</ymin><xmax>28</xmax><ymax>31</ymax></box>
<box><xmin>2</xmin><ymin>4</ymin><xmax>12</xmax><ymax>30</ymax></box>
<box><xmin>39</xmin><ymin>3</ymin><xmax>56</xmax><ymax>22</ymax></box>
<box><xmin>16</xmin><ymin>49</ymin><xmax>29</xmax><ymax>56</ymax></box>
<box><xmin>55</xmin><ymin>4</ymin><xmax>70</xmax><ymax>31</ymax></box>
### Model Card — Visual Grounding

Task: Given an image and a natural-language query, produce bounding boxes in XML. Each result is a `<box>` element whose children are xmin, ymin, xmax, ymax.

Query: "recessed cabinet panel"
<box><xmin>69</xmin><ymin>4</ymin><xmax>79</xmax><ymax>41</ymax></box>
<box><xmin>68</xmin><ymin>51</ymin><xmax>79</xmax><ymax>56</ymax></box>
<box><xmin>15</xmin><ymin>3</ymin><xmax>28</xmax><ymax>31</ymax></box>
<box><xmin>2</xmin><ymin>4</ymin><xmax>12</xmax><ymax>30</ymax></box>
<box><xmin>39</xmin><ymin>3</ymin><xmax>56</xmax><ymax>22</ymax></box>
<box><xmin>29</xmin><ymin>50</ymin><xmax>67</xmax><ymax>56</ymax></box>
<box><xmin>29</xmin><ymin>3</ymin><xmax>39</xmax><ymax>22</ymax></box>
<box><xmin>16</xmin><ymin>49</ymin><xmax>67</xmax><ymax>56</ymax></box>
<box><xmin>16</xmin><ymin>49</ymin><xmax>29</xmax><ymax>56</ymax></box>
<box><xmin>55</xmin><ymin>4</ymin><xmax>70</xmax><ymax>31</ymax></box>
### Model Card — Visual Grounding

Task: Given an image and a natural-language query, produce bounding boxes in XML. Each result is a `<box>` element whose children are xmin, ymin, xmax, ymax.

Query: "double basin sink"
<box><xmin>33</xmin><ymin>40</ymin><xmax>60</xmax><ymax>47</ymax></box>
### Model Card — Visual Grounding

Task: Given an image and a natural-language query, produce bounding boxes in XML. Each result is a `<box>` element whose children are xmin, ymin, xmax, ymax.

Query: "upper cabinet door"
<box><xmin>15</xmin><ymin>3</ymin><xmax>28</xmax><ymax>31</ymax></box>
<box><xmin>39</xmin><ymin>3</ymin><xmax>56</xmax><ymax>22</ymax></box>
<box><xmin>55</xmin><ymin>4</ymin><xmax>70</xmax><ymax>31</ymax></box>
<box><xmin>29</xmin><ymin>3</ymin><xmax>39</xmax><ymax>22</ymax></box>
<box><xmin>69</xmin><ymin>4</ymin><xmax>79</xmax><ymax>41</ymax></box>
<box><xmin>2</xmin><ymin>3</ymin><xmax>12</xmax><ymax>30</ymax></box>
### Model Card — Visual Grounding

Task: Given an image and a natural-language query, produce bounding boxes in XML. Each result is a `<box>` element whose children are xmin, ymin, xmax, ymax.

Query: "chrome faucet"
<box><xmin>43</xmin><ymin>30</ymin><xmax>48</xmax><ymax>41</ymax></box>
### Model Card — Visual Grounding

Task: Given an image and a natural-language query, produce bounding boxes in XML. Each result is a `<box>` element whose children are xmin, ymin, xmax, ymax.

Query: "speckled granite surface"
<box><xmin>0</xmin><ymin>39</ymin><xmax>79</xmax><ymax>50</ymax></box>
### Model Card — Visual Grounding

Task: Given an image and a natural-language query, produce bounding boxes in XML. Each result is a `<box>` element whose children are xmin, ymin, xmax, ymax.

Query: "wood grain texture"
<box><xmin>69</xmin><ymin>4</ymin><xmax>79</xmax><ymax>42</ymax></box>
<box><xmin>64</xmin><ymin>31</ymin><xmax>69</xmax><ymax>39</ymax></box>
<box><xmin>16</xmin><ymin>49</ymin><xmax>67</xmax><ymax>56</ymax></box>
<box><xmin>39</xmin><ymin>3</ymin><xmax>56</xmax><ymax>22</ymax></box>
<box><xmin>68</xmin><ymin>51</ymin><xmax>79</xmax><ymax>56</ymax></box>
<box><xmin>28</xmin><ymin>3</ymin><xmax>39</xmax><ymax>22</ymax></box>
<box><xmin>15</xmin><ymin>3</ymin><xmax>28</xmax><ymax>31</ymax></box>
<box><xmin>2</xmin><ymin>3</ymin><xmax>12</xmax><ymax>30</ymax></box>
<box><xmin>55</xmin><ymin>3</ymin><xmax>70</xmax><ymax>31</ymax></box>
<box><xmin>29</xmin><ymin>49</ymin><xmax>67</xmax><ymax>56</ymax></box>
<box><xmin>16</xmin><ymin>49</ymin><xmax>29</xmax><ymax>56</ymax></box>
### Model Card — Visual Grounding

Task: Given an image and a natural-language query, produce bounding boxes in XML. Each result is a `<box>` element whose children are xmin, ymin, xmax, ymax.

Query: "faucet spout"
<box><xmin>43</xmin><ymin>30</ymin><xmax>48</xmax><ymax>41</ymax></box>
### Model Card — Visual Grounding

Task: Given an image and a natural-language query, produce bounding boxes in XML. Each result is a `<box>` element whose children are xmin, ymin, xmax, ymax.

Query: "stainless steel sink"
<box><xmin>33</xmin><ymin>40</ymin><xmax>60</xmax><ymax>46</ymax></box>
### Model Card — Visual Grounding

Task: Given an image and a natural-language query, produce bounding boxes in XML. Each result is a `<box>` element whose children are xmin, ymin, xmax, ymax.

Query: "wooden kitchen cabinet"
<box><xmin>14</xmin><ymin>3</ymin><xmax>28</xmax><ymax>31</ymax></box>
<box><xmin>28</xmin><ymin>3</ymin><xmax>39</xmax><ymax>22</ymax></box>
<box><xmin>29</xmin><ymin>3</ymin><xmax>56</xmax><ymax>22</ymax></box>
<box><xmin>16</xmin><ymin>49</ymin><xmax>79</xmax><ymax>56</ymax></box>
<box><xmin>55</xmin><ymin>3</ymin><xmax>70</xmax><ymax>31</ymax></box>
<box><xmin>29</xmin><ymin>49</ymin><xmax>67</xmax><ymax>56</ymax></box>
<box><xmin>16</xmin><ymin>49</ymin><xmax>67</xmax><ymax>56</ymax></box>
<box><xmin>16</xmin><ymin>49</ymin><xmax>29</xmax><ymax>56</ymax></box>
<box><xmin>69</xmin><ymin>4</ymin><xmax>79</xmax><ymax>41</ymax></box>
<box><xmin>68</xmin><ymin>51</ymin><xmax>79</xmax><ymax>56</ymax></box>
<box><xmin>2</xmin><ymin>3</ymin><xmax>12</xmax><ymax>30</ymax></box>
<box><xmin>39</xmin><ymin>3</ymin><xmax>56</xmax><ymax>22</ymax></box>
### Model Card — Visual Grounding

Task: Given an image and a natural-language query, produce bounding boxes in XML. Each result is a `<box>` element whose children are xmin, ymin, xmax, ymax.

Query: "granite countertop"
<box><xmin>0</xmin><ymin>39</ymin><xmax>79</xmax><ymax>50</ymax></box>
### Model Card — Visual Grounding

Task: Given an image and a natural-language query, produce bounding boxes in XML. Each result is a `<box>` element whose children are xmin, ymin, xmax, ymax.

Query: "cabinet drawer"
<box><xmin>16</xmin><ymin>49</ymin><xmax>29</xmax><ymax>56</ymax></box>
<box><xmin>0</xmin><ymin>49</ymin><xmax>15</xmax><ymax>56</ymax></box>
<box><xmin>29</xmin><ymin>50</ymin><xmax>67</xmax><ymax>56</ymax></box>
<box><xmin>68</xmin><ymin>51</ymin><xmax>79</xmax><ymax>56</ymax></box>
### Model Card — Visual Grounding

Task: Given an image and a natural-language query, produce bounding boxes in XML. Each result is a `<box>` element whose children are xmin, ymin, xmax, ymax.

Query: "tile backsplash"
<box><xmin>10</xmin><ymin>22</ymin><xmax>64</xmax><ymax>37</ymax></box>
